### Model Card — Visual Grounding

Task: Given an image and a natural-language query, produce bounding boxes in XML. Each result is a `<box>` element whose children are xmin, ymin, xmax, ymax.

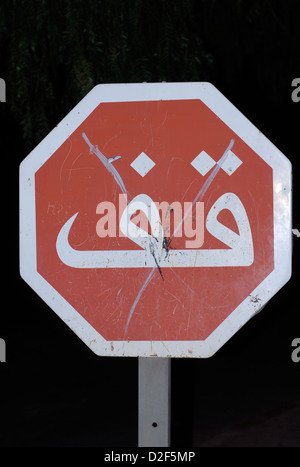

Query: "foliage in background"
<box><xmin>0</xmin><ymin>0</ymin><xmax>299</xmax><ymax>147</ymax></box>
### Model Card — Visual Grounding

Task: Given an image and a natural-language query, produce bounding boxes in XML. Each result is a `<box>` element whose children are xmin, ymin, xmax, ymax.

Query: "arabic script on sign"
<box><xmin>56</xmin><ymin>192</ymin><xmax>254</xmax><ymax>269</ymax></box>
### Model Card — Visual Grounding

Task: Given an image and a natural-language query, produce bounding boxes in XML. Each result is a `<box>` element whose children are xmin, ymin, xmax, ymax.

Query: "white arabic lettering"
<box><xmin>56</xmin><ymin>192</ymin><xmax>254</xmax><ymax>268</ymax></box>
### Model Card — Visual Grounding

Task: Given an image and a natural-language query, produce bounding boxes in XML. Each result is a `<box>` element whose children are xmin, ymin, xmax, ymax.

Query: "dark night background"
<box><xmin>0</xmin><ymin>0</ymin><xmax>299</xmax><ymax>447</ymax></box>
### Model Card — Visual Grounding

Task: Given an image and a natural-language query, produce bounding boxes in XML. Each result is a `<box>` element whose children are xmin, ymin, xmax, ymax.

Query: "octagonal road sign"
<box><xmin>19</xmin><ymin>82</ymin><xmax>292</xmax><ymax>358</ymax></box>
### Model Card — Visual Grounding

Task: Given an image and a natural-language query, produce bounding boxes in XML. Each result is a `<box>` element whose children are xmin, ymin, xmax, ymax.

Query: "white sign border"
<box><xmin>19</xmin><ymin>82</ymin><xmax>292</xmax><ymax>358</ymax></box>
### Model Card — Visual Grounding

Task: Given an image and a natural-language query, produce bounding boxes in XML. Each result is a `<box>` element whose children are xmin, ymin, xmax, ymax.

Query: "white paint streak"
<box><xmin>124</xmin><ymin>266</ymin><xmax>157</xmax><ymax>336</ymax></box>
<box><xmin>108</xmin><ymin>155</ymin><xmax>121</xmax><ymax>163</ymax></box>
<box><xmin>82</xmin><ymin>132</ymin><xmax>131</xmax><ymax>198</ymax></box>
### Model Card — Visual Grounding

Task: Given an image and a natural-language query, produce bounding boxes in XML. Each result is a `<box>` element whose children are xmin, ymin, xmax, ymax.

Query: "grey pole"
<box><xmin>0</xmin><ymin>338</ymin><xmax>6</xmax><ymax>362</ymax></box>
<box><xmin>138</xmin><ymin>357</ymin><xmax>171</xmax><ymax>447</ymax></box>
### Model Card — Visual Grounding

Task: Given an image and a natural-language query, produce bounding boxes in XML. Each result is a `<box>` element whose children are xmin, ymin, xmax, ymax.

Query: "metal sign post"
<box><xmin>138</xmin><ymin>357</ymin><xmax>171</xmax><ymax>447</ymax></box>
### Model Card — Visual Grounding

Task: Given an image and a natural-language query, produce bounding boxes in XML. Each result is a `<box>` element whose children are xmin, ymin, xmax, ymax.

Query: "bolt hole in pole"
<box><xmin>138</xmin><ymin>357</ymin><xmax>171</xmax><ymax>447</ymax></box>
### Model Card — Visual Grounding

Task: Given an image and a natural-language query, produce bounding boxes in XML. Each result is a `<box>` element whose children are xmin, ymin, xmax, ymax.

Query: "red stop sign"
<box><xmin>20</xmin><ymin>83</ymin><xmax>292</xmax><ymax>357</ymax></box>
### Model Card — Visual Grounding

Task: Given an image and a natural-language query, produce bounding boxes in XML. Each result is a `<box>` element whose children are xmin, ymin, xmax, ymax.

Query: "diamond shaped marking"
<box><xmin>130</xmin><ymin>152</ymin><xmax>156</xmax><ymax>177</ymax></box>
<box><xmin>191</xmin><ymin>151</ymin><xmax>216</xmax><ymax>176</ymax></box>
<box><xmin>219</xmin><ymin>150</ymin><xmax>242</xmax><ymax>176</ymax></box>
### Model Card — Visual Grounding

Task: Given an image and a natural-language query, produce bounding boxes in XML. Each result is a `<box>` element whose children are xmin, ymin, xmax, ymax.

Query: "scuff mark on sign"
<box><xmin>82</xmin><ymin>132</ymin><xmax>131</xmax><ymax>198</ymax></box>
<box><xmin>124</xmin><ymin>266</ymin><xmax>157</xmax><ymax>336</ymax></box>
<box><xmin>250</xmin><ymin>294</ymin><xmax>261</xmax><ymax>304</ymax></box>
